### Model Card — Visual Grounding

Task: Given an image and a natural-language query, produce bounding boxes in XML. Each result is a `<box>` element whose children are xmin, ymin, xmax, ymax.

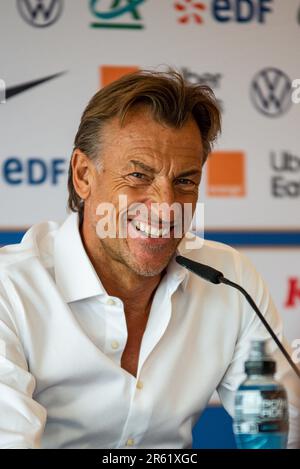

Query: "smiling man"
<box><xmin>0</xmin><ymin>70</ymin><xmax>299</xmax><ymax>449</ymax></box>
<box><xmin>71</xmin><ymin>96</ymin><xmax>205</xmax><ymax>378</ymax></box>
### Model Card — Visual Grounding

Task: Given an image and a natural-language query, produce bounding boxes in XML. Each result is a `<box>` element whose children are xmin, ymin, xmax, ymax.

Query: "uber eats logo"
<box><xmin>271</xmin><ymin>151</ymin><xmax>300</xmax><ymax>198</ymax></box>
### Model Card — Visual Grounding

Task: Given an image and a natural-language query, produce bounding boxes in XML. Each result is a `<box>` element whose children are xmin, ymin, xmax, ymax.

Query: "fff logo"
<box><xmin>0</xmin><ymin>79</ymin><xmax>5</xmax><ymax>104</ymax></box>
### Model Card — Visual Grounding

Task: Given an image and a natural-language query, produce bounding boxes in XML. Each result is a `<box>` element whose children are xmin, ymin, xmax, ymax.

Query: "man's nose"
<box><xmin>146</xmin><ymin>181</ymin><xmax>178</xmax><ymax>223</ymax></box>
<box><xmin>150</xmin><ymin>180</ymin><xmax>176</xmax><ymax>206</ymax></box>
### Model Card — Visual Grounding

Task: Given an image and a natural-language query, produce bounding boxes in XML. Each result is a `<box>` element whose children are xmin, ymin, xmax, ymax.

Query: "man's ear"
<box><xmin>71</xmin><ymin>149</ymin><xmax>94</xmax><ymax>201</ymax></box>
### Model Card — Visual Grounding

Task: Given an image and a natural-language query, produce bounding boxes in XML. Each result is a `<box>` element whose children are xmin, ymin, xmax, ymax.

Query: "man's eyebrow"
<box><xmin>128</xmin><ymin>160</ymin><xmax>155</xmax><ymax>173</ymax></box>
<box><xmin>176</xmin><ymin>169</ymin><xmax>202</xmax><ymax>178</ymax></box>
<box><xmin>127</xmin><ymin>160</ymin><xmax>201</xmax><ymax>178</ymax></box>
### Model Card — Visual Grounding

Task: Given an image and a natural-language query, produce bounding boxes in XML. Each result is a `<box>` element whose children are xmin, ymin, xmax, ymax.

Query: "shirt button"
<box><xmin>106</xmin><ymin>298</ymin><xmax>116</xmax><ymax>306</ymax></box>
<box><xmin>111</xmin><ymin>340</ymin><xmax>119</xmax><ymax>350</ymax></box>
<box><xmin>136</xmin><ymin>380</ymin><xmax>144</xmax><ymax>390</ymax></box>
<box><xmin>126</xmin><ymin>438</ymin><xmax>135</xmax><ymax>447</ymax></box>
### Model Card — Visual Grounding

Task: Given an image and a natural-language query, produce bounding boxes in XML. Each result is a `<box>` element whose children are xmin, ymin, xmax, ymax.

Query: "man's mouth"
<box><xmin>130</xmin><ymin>219</ymin><xmax>173</xmax><ymax>237</ymax></box>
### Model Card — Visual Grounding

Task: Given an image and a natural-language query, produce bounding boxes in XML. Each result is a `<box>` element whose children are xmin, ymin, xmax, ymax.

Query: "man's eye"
<box><xmin>176</xmin><ymin>178</ymin><xmax>195</xmax><ymax>185</ymax></box>
<box><xmin>130</xmin><ymin>172</ymin><xmax>146</xmax><ymax>179</ymax></box>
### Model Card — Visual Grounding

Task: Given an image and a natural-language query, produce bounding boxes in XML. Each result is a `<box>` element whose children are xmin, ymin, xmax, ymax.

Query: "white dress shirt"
<box><xmin>0</xmin><ymin>213</ymin><xmax>299</xmax><ymax>449</ymax></box>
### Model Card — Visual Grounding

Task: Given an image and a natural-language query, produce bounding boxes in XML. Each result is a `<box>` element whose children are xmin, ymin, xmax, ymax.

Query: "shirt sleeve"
<box><xmin>0</xmin><ymin>276</ymin><xmax>47</xmax><ymax>449</ymax></box>
<box><xmin>216</xmin><ymin>251</ymin><xmax>300</xmax><ymax>449</ymax></box>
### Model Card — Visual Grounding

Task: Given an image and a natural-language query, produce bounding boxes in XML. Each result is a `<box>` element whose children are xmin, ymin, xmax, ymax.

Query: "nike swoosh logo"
<box><xmin>6</xmin><ymin>72</ymin><xmax>66</xmax><ymax>100</ymax></box>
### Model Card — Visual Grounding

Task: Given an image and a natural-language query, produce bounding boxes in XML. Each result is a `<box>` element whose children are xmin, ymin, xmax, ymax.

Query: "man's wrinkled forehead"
<box><xmin>100</xmin><ymin>108</ymin><xmax>204</xmax><ymax>162</ymax></box>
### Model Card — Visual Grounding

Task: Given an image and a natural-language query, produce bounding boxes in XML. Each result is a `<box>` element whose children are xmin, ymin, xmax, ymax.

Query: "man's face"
<box><xmin>84</xmin><ymin>108</ymin><xmax>203</xmax><ymax>277</ymax></box>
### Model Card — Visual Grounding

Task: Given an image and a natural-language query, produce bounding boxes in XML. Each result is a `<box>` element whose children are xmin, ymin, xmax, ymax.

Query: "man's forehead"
<box><xmin>101</xmin><ymin>112</ymin><xmax>203</xmax><ymax>152</ymax></box>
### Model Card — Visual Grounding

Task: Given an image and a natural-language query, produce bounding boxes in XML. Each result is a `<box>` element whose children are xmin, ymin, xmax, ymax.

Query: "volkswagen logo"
<box><xmin>251</xmin><ymin>68</ymin><xmax>292</xmax><ymax>118</ymax></box>
<box><xmin>17</xmin><ymin>0</ymin><xmax>64</xmax><ymax>28</ymax></box>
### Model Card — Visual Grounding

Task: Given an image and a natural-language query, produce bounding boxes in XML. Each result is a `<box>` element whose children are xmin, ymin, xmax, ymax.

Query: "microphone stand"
<box><xmin>176</xmin><ymin>255</ymin><xmax>300</xmax><ymax>381</ymax></box>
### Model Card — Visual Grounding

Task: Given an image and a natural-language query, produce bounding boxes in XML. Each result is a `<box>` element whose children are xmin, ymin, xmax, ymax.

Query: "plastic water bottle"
<box><xmin>233</xmin><ymin>340</ymin><xmax>289</xmax><ymax>449</ymax></box>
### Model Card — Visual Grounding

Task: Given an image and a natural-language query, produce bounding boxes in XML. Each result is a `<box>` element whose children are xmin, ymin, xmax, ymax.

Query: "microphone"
<box><xmin>176</xmin><ymin>255</ymin><xmax>300</xmax><ymax>381</ymax></box>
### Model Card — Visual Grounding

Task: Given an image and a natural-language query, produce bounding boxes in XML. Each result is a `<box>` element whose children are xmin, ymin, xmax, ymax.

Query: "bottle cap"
<box><xmin>245</xmin><ymin>340</ymin><xmax>276</xmax><ymax>375</ymax></box>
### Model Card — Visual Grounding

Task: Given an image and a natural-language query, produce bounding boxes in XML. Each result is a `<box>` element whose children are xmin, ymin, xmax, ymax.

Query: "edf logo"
<box><xmin>212</xmin><ymin>0</ymin><xmax>273</xmax><ymax>23</ymax></box>
<box><xmin>2</xmin><ymin>158</ymin><xmax>66</xmax><ymax>185</ymax></box>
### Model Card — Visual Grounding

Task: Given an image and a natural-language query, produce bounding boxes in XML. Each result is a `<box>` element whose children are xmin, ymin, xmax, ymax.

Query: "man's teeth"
<box><xmin>131</xmin><ymin>220</ymin><xmax>170</xmax><ymax>237</ymax></box>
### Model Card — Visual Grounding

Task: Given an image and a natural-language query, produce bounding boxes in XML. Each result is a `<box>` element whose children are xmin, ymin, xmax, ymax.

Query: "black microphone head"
<box><xmin>176</xmin><ymin>255</ymin><xmax>224</xmax><ymax>284</ymax></box>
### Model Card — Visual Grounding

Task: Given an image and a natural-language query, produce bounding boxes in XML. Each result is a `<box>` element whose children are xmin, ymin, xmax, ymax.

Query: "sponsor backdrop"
<box><xmin>0</xmin><ymin>0</ymin><xmax>300</xmax><ymax>448</ymax></box>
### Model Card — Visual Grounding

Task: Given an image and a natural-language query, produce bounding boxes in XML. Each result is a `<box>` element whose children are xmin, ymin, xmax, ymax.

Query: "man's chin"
<box><xmin>125</xmin><ymin>246</ymin><xmax>175</xmax><ymax>277</ymax></box>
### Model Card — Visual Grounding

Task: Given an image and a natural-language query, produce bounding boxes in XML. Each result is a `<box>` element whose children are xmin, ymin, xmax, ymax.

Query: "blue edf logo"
<box><xmin>3</xmin><ymin>158</ymin><xmax>66</xmax><ymax>185</ymax></box>
<box><xmin>212</xmin><ymin>0</ymin><xmax>273</xmax><ymax>23</ymax></box>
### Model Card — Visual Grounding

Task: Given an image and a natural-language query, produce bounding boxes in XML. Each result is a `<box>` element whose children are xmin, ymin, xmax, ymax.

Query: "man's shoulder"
<box><xmin>195</xmin><ymin>238</ymin><xmax>239</xmax><ymax>257</ymax></box>
<box><xmin>180</xmin><ymin>235</ymin><xmax>241</xmax><ymax>264</ymax></box>
<box><xmin>0</xmin><ymin>219</ymin><xmax>61</xmax><ymax>274</ymax></box>
<box><xmin>180</xmin><ymin>235</ymin><xmax>256</xmax><ymax>282</ymax></box>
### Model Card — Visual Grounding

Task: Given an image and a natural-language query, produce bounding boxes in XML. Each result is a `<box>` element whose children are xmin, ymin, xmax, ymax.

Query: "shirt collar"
<box><xmin>164</xmin><ymin>254</ymin><xmax>189</xmax><ymax>292</ymax></box>
<box><xmin>54</xmin><ymin>213</ymin><xmax>106</xmax><ymax>303</ymax></box>
<box><xmin>54</xmin><ymin>213</ymin><xmax>195</xmax><ymax>303</ymax></box>
<box><xmin>173</xmin><ymin>231</ymin><xmax>204</xmax><ymax>290</ymax></box>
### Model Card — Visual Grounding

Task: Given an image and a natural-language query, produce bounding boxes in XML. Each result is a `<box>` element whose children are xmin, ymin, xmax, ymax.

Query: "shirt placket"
<box><xmin>102</xmin><ymin>295</ymin><xmax>128</xmax><ymax>365</ymax></box>
<box><xmin>116</xmin><ymin>273</ymin><xmax>185</xmax><ymax>449</ymax></box>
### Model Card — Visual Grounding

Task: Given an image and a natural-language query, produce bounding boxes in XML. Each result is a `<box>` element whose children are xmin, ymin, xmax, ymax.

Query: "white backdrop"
<box><xmin>0</xmin><ymin>0</ymin><xmax>299</xmax><ymax>349</ymax></box>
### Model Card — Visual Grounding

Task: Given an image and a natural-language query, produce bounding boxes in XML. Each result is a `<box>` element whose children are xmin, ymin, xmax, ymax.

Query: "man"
<box><xmin>0</xmin><ymin>70</ymin><xmax>299</xmax><ymax>449</ymax></box>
